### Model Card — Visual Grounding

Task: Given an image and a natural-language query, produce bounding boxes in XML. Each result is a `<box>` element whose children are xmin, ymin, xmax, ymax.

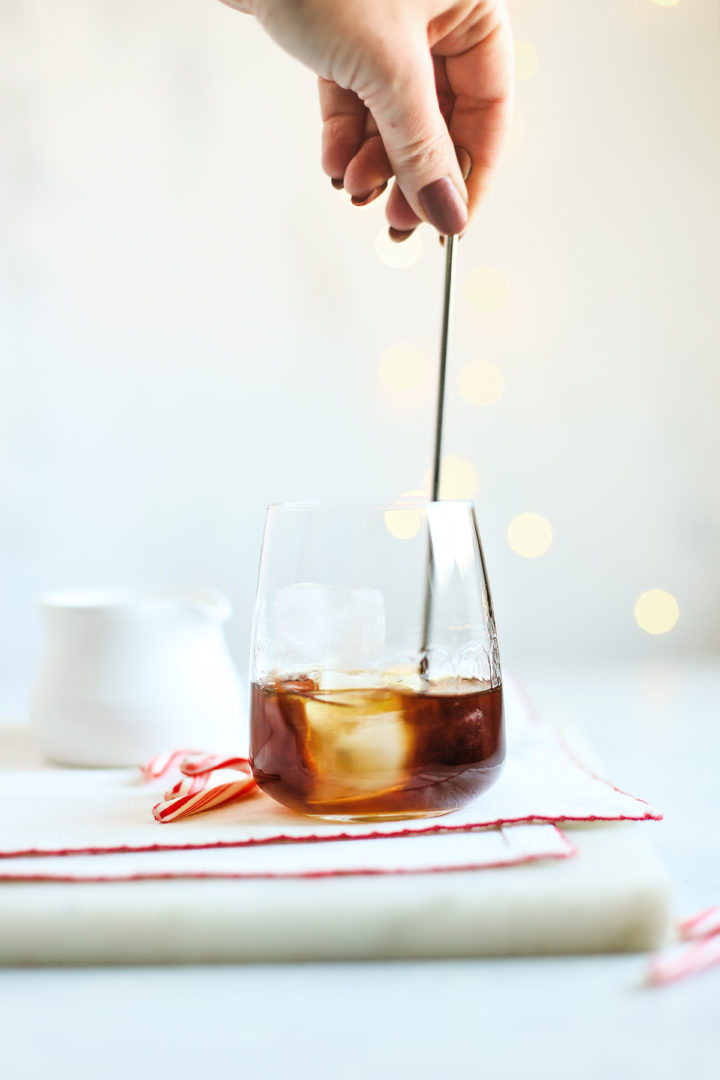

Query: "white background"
<box><xmin>1</xmin><ymin>0</ymin><xmax>719</xmax><ymax>714</ymax></box>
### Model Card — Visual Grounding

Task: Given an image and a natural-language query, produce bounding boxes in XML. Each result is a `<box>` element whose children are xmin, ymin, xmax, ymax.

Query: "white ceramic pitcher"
<box><xmin>29</xmin><ymin>588</ymin><xmax>246</xmax><ymax>766</ymax></box>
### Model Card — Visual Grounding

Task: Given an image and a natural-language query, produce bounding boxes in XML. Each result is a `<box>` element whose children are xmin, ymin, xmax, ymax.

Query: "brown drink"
<box><xmin>250</xmin><ymin>676</ymin><xmax>505</xmax><ymax>819</ymax></box>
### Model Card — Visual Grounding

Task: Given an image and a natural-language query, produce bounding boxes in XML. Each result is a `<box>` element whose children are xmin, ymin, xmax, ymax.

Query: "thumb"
<box><xmin>366</xmin><ymin>45</ymin><xmax>468</xmax><ymax>235</ymax></box>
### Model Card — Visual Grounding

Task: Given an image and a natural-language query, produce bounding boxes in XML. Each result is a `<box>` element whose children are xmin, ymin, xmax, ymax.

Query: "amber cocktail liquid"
<box><xmin>250</xmin><ymin>676</ymin><xmax>505</xmax><ymax>819</ymax></box>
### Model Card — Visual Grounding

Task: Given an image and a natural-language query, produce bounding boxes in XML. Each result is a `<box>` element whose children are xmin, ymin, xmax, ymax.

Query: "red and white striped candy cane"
<box><xmin>140</xmin><ymin>748</ymin><xmax>204</xmax><ymax>781</ymax></box>
<box><xmin>647</xmin><ymin>933</ymin><xmax>720</xmax><ymax>987</ymax></box>
<box><xmin>143</xmin><ymin>748</ymin><xmax>258</xmax><ymax>823</ymax></box>
<box><xmin>152</xmin><ymin>761</ymin><xmax>257</xmax><ymax>823</ymax></box>
<box><xmin>179</xmin><ymin>754</ymin><xmax>251</xmax><ymax>777</ymax></box>
<box><xmin>163</xmin><ymin>772</ymin><xmax>211</xmax><ymax>800</ymax></box>
<box><xmin>677</xmin><ymin>906</ymin><xmax>720</xmax><ymax>942</ymax></box>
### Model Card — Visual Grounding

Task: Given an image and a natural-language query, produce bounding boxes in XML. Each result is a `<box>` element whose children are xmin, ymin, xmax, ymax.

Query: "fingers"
<box><xmin>343</xmin><ymin>130</ymin><xmax>393</xmax><ymax>201</ymax></box>
<box><xmin>318</xmin><ymin>78</ymin><xmax>367</xmax><ymax>186</ymax></box>
<box><xmin>320</xmin><ymin>11</ymin><xmax>513</xmax><ymax>236</ymax></box>
<box><xmin>450</xmin><ymin>96</ymin><xmax>512</xmax><ymax>214</ymax></box>
<box><xmin>384</xmin><ymin>139</ymin><xmax>473</xmax><ymax>239</ymax></box>
<box><xmin>321</xmin><ymin>85</ymin><xmax>397</xmax><ymax>203</ymax></box>
<box><xmin>367</xmin><ymin>41</ymin><xmax>469</xmax><ymax>236</ymax></box>
<box><xmin>444</xmin><ymin>18</ymin><xmax>514</xmax><ymax>219</ymax></box>
<box><xmin>385</xmin><ymin>183</ymin><xmax>422</xmax><ymax>233</ymax></box>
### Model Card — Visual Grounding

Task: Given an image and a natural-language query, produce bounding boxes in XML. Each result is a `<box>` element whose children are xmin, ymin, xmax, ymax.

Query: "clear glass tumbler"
<box><xmin>249</xmin><ymin>501</ymin><xmax>504</xmax><ymax>821</ymax></box>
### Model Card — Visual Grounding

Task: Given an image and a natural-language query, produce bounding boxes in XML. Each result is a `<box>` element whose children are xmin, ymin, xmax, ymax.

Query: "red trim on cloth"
<box><xmin>0</xmin><ymin>813</ymin><xmax>647</xmax><ymax>860</ymax></box>
<box><xmin>0</xmin><ymin>826</ymin><xmax>576</xmax><ymax>882</ymax></box>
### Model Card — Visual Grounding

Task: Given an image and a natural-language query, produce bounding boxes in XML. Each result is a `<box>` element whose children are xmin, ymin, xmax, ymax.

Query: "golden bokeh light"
<box><xmin>375</xmin><ymin>228</ymin><xmax>424</xmax><ymax>268</ymax></box>
<box><xmin>462</xmin><ymin>267</ymin><xmax>511</xmax><ymax>314</ymax></box>
<box><xmin>507</xmin><ymin>513</ymin><xmax>553</xmax><ymax>558</ymax></box>
<box><xmin>384</xmin><ymin>508</ymin><xmax>422</xmax><ymax>540</ymax></box>
<box><xmin>650</xmin><ymin>0</ymin><xmax>679</xmax><ymax>7</ymax></box>
<box><xmin>424</xmin><ymin>455</ymin><xmax>478</xmax><ymax>500</ymax></box>
<box><xmin>634</xmin><ymin>589</ymin><xmax>680</xmax><ymax>635</ymax></box>
<box><xmin>514</xmin><ymin>41</ymin><xmax>540</xmax><ymax>81</ymax></box>
<box><xmin>458</xmin><ymin>359</ymin><xmax>506</xmax><ymax>407</ymax></box>
<box><xmin>378</xmin><ymin>343</ymin><xmax>430</xmax><ymax>396</ymax></box>
<box><xmin>384</xmin><ymin>490</ymin><xmax>427</xmax><ymax>540</ymax></box>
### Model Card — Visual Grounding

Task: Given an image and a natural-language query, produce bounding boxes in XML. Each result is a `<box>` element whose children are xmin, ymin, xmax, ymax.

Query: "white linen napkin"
<box><xmin>0</xmin><ymin>681</ymin><xmax>658</xmax><ymax>872</ymax></box>
<box><xmin>0</xmin><ymin>824</ymin><xmax>573</xmax><ymax>881</ymax></box>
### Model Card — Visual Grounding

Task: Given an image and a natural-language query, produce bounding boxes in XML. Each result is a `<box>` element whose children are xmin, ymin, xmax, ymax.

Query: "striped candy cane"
<box><xmin>678</xmin><ymin>906</ymin><xmax>720</xmax><ymax>942</ymax></box>
<box><xmin>152</xmin><ymin>771</ymin><xmax>257</xmax><ymax>822</ymax></box>
<box><xmin>647</xmin><ymin>934</ymin><xmax>720</xmax><ymax>987</ymax></box>
<box><xmin>179</xmin><ymin>754</ymin><xmax>251</xmax><ymax>777</ymax></box>
<box><xmin>647</xmin><ymin>905</ymin><xmax>720</xmax><ymax>986</ymax></box>
<box><xmin>140</xmin><ymin>748</ymin><xmax>204</xmax><ymax>781</ymax></box>
<box><xmin>147</xmin><ymin>749</ymin><xmax>258</xmax><ymax>823</ymax></box>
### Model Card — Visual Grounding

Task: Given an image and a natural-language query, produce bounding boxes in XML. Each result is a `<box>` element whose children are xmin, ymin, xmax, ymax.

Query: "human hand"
<box><xmin>219</xmin><ymin>0</ymin><xmax>513</xmax><ymax>239</ymax></box>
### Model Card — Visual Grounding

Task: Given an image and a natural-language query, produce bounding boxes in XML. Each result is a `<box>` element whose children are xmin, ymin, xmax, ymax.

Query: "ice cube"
<box><xmin>271</xmin><ymin>583</ymin><xmax>385</xmax><ymax>672</ymax></box>
<box><xmin>382</xmin><ymin>663</ymin><xmax>425</xmax><ymax>693</ymax></box>
<box><xmin>303</xmin><ymin>689</ymin><xmax>411</xmax><ymax>798</ymax></box>
<box><xmin>318</xmin><ymin>670</ymin><xmax>385</xmax><ymax>692</ymax></box>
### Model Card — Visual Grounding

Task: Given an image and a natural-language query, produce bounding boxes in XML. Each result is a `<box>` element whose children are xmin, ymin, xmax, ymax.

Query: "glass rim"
<box><xmin>266</xmin><ymin>499</ymin><xmax>476</xmax><ymax>512</ymax></box>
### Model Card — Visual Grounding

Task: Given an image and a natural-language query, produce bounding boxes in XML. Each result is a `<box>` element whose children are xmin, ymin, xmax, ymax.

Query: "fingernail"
<box><xmin>388</xmin><ymin>227</ymin><xmax>416</xmax><ymax>244</ymax></box>
<box><xmin>351</xmin><ymin>183</ymin><xmax>387</xmax><ymax>207</ymax></box>
<box><xmin>456</xmin><ymin>147</ymin><xmax>472</xmax><ymax>181</ymax></box>
<box><xmin>331</xmin><ymin>177</ymin><xmax>344</xmax><ymax>190</ymax></box>
<box><xmin>418</xmin><ymin>177</ymin><xmax>467</xmax><ymax>236</ymax></box>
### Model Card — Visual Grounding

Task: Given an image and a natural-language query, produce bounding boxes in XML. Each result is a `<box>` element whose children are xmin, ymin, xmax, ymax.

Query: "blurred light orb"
<box><xmin>650</xmin><ymin>0</ymin><xmax>679</xmax><ymax>6</ymax></box>
<box><xmin>424</xmin><ymin>455</ymin><xmax>478</xmax><ymax>500</ymax></box>
<box><xmin>634</xmin><ymin>590</ymin><xmax>680</xmax><ymax>635</ymax></box>
<box><xmin>514</xmin><ymin>41</ymin><xmax>540</xmax><ymax>81</ymax></box>
<box><xmin>384</xmin><ymin>490</ymin><xmax>428</xmax><ymax>540</ymax></box>
<box><xmin>379</xmin><ymin>343</ymin><xmax>430</xmax><ymax>396</ymax></box>
<box><xmin>458</xmin><ymin>359</ymin><xmax>506</xmax><ymax>407</ymax></box>
<box><xmin>375</xmin><ymin>228</ymin><xmax>423</xmax><ymax>268</ymax></box>
<box><xmin>384</xmin><ymin>508</ymin><xmax>422</xmax><ymax>540</ymax></box>
<box><xmin>462</xmin><ymin>267</ymin><xmax>511</xmax><ymax>313</ymax></box>
<box><xmin>507</xmin><ymin>513</ymin><xmax>553</xmax><ymax>558</ymax></box>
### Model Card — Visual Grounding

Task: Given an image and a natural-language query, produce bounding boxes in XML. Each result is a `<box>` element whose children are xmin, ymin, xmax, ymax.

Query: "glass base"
<box><xmin>302</xmin><ymin>808</ymin><xmax>456</xmax><ymax>824</ymax></box>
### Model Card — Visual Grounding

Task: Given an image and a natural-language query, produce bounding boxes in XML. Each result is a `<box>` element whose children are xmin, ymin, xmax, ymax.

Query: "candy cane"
<box><xmin>677</xmin><ymin>906</ymin><xmax>720</xmax><ymax>941</ymax></box>
<box><xmin>153</xmin><ymin>771</ymin><xmax>257</xmax><ymax>823</ymax></box>
<box><xmin>647</xmin><ymin>933</ymin><xmax>720</xmax><ymax>987</ymax></box>
<box><xmin>144</xmin><ymin>748</ymin><xmax>258</xmax><ymax>823</ymax></box>
<box><xmin>163</xmin><ymin>772</ymin><xmax>210</xmax><ymax>800</ymax></box>
<box><xmin>179</xmin><ymin>754</ymin><xmax>251</xmax><ymax>777</ymax></box>
<box><xmin>140</xmin><ymin>748</ymin><xmax>204</xmax><ymax>781</ymax></box>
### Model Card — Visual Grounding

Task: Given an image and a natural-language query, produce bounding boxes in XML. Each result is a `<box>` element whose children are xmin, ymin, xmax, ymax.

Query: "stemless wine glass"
<box><xmin>249</xmin><ymin>500</ymin><xmax>504</xmax><ymax>821</ymax></box>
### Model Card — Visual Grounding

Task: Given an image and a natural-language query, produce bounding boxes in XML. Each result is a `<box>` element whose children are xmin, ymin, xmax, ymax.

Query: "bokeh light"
<box><xmin>375</xmin><ymin>228</ymin><xmax>424</xmax><ymax>268</ymax></box>
<box><xmin>424</xmin><ymin>455</ymin><xmax>478</xmax><ymax>500</ymax></box>
<box><xmin>462</xmin><ymin>267</ymin><xmax>511</xmax><ymax>314</ymax></box>
<box><xmin>378</xmin><ymin>343</ymin><xmax>430</xmax><ymax>397</ymax></box>
<box><xmin>458</xmin><ymin>359</ymin><xmax>506</xmax><ymax>407</ymax></box>
<box><xmin>634</xmin><ymin>589</ymin><xmax>680</xmax><ymax>635</ymax></box>
<box><xmin>384</xmin><ymin>507</ymin><xmax>422</xmax><ymax>540</ymax></box>
<box><xmin>514</xmin><ymin>41</ymin><xmax>540</xmax><ymax>81</ymax></box>
<box><xmin>650</xmin><ymin>0</ymin><xmax>679</xmax><ymax>7</ymax></box>
<box><xmin>507</xmin><ymin>513</ymin><xmax>553</xmax><ymax>558</ymax></box>
<box><xmin>384</xmin><ymin>490</ymin><xmax>427</xmax><ymax>540</ymax></box>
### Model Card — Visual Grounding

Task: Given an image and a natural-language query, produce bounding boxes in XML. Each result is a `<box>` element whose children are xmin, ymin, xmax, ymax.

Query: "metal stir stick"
<box><xmin>420</xmin><ymin>234</ymin><xmax>456</xmax><ymax>675</ymax></box>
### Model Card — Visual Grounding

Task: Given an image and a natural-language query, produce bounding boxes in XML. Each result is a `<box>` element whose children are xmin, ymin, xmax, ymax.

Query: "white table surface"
<box><xmin>1</xmin><ymin>661</ymin><xmax>719</xmax><ymax>1080</ymax></box>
